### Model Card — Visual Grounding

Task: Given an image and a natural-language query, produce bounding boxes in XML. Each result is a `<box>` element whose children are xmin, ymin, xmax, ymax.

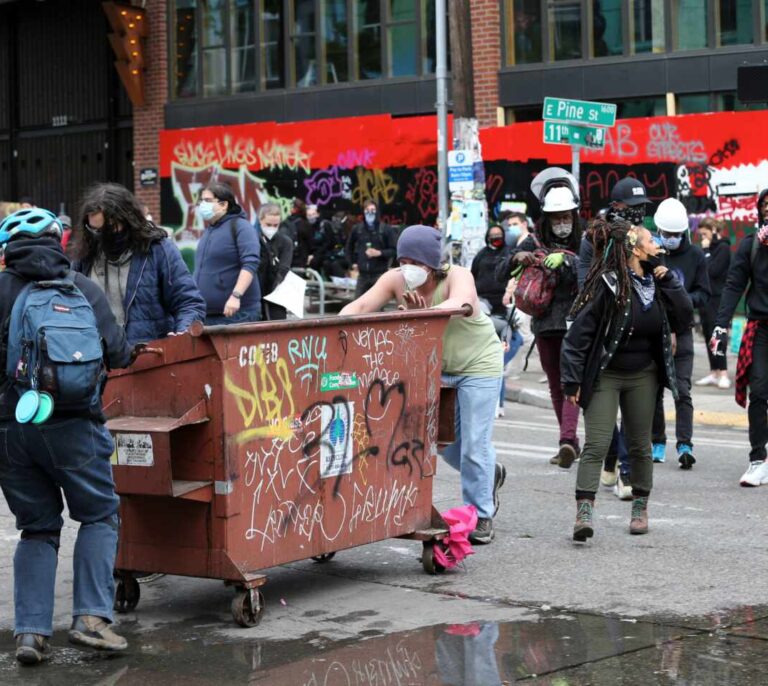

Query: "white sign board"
<box><xmin>116</xmin><ymin>433</ymin><xmax>154</xmax><ymax>467</ymax></box>
<box><xmin>320</xmin><ymin>402</ymin><xmax>354</xmax><ymax>478</ymax></box>
<box><xmin>448</xmin><ymin>150</ymin><xmax>474</xmax><ymax>192</ymax></box>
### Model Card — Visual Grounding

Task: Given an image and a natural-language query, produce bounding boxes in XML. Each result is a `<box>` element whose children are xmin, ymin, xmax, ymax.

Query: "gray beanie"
<box><xmin>396</xmin><ymin>225</ymin><xmax>442</xmax><ymax>269</ymax></box>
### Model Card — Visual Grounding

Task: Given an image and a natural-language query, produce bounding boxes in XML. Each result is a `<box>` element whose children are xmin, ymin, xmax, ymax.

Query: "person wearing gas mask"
<box><xmin>497</xmin><ymin>168</ymin><xmax>582</xmax><ymax>469</ymax></box>
<box><xmin>652</xmin><ymin>198</ymin><xmax>710</xmax><ymax>470</ymax></box>
<box><xmin>711</xmin><ymin>188</ymin><xmax>768</xmax><ymax>486</ymax></box>
<box><xmin>340</xmin><ymin>226</ymin><xmax>505</xmax><ymax>545</ymax></box>
<box><xmin>71</xmin><ymin>183</ymin><xmax>205</xmax><ymax>346</ymax></box>
<box><xmin>257</xmin><ymin>203</ymin><xmax>294</xmax><ymax>320</ymax></box>
<box><xmin>345</xmin><ymin>200</ymin><xmax>396</xmax><ymax>297</ymax></box>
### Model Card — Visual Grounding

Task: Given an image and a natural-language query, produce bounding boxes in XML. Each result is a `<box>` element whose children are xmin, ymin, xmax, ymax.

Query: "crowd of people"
<box><xmin>0</xmin><ymin>169</ymin><xmax>765</xmax><ymax>667</ymax></box>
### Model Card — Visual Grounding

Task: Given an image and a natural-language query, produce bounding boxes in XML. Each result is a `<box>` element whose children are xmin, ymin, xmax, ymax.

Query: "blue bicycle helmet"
<box><xmin>0</xmin><ymin>208</ymin><xmax>62</xmax><ymax>245</ymax></box>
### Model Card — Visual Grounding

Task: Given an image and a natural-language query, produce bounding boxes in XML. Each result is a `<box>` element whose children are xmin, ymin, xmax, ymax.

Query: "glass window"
<box><xmin>230</xmin><ymin>0</ymin><xmax>255</xmax><ymax>92</ymax></box>
<box><xmin>423</xmin><ymin>2</ymin><xmax>450</xmax><ymax>73</ymax></box>
<box><xmin>593</xmin><ymin>0</ymin><xmax>623</xmax><ymax>56</ymax></box>
<box><xmin>613</xmin><ymin>96</ymin><xmax>666</xmax><ymax>118</ymax></box>
<box><xmin>717</xmin><ymin>0</ymin><xmax>752</xmax><ymax>46</ymax></box>
<box><xmin>504</xmin><ymin>106</ymin><xmax>542</xmax><ymax>124</ymax></box>
<box><xmin>292</xmin><ymin>0</ymin><xmax>316</xmax><ymax>87</ymax></box>
<box><xmin>262</xmin><ymin>0</ymin><xmax>285</xmax><ymax>89</ymax></box>
<box><xmin>504</xmin><ymin>0</ymin><xmax>543</xmax><ymax>65</ymax></box>
<box><xmin>173</xmin><ymin>1</ymin><xmax>198</xmax><ymax>98</ymax></box>
<box><xmin>357</xmin><ymin>0</ymin><xmax>382</xmax><ymax>80</ymax></box>
<box><xmin>674</xmin><ymin>1</ymin><xmax>709</xmax><ymax>50</ymax></box>
<box><xmin>549</xmin><ymin>0</ymin><xmax>582</xmax><ymax>61</ymax></box>
<box><xmin>716</xmin><ymin>91</ymin><xmax>768</xmax><ymax>112</ymax></box>
<box><xmin>631</xmin><ymin>0</ymin><xmax>665</xmax><ymax>53</ymax></box>
<box><xmin>677</xmin><ymin>93</ymin><xmax>710</xmax><ymax>114</ymax></box>
<box><xmin>387</xmin><ymin>0</ymin><xmax>417</xmax><ymax>76</ymax></box>
<box><xmin>201</xmin><ymin>0</ymin><xmax>227</xmax><ymax>96</ymax></box>
<box><xmin>324</xmin><ymin>0</ymin><xmax>348</xmax><ymax>83</ymax></box>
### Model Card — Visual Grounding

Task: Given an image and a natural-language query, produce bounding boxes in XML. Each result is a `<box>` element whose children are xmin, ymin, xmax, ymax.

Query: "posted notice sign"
<box><xmin>447</xmin><ymin>150</ymin><xmax>474</xmax><ymax>192</ymax></box>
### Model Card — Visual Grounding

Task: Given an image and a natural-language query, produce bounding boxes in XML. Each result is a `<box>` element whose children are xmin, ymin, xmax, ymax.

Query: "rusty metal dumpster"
<box><xmin>103</xmin><ymin>308</ymin><xmax>462</xmax><ymax>626</ymax></box>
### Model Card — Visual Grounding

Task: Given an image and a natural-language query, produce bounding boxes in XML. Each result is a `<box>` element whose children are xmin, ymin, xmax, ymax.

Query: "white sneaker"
<box><xmin>600</xmin><ymin>464</ymin><xmax>618</xmax><ymax>487</ymax></box>
<box><xmin>495</xmin><ymin>405</ymin><xmax>505</xmax><ymax>418</ymax></box>
<box><xmin>717</xmin><ymin>376</ymin><xmax>732</xmax><ymax>390</ymax></box>
<box><xmin>740</xmin><ymin>460</ymin><xmax>768</xmax><ymax>487</ymax></box>
<box><xmin>613</xmin><ymin>474</ymin><xmax>632</xmax><ymax>500</ymax></box>
<box><xmin>695</xmin><ymin>374</ymin><xmax>718</xmax><ymax>387</ymax></box>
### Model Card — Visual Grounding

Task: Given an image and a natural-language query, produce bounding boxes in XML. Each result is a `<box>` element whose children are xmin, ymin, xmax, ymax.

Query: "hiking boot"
<box><xmin>573</xmin><ymin>499</ymin><xmax>594</xmax><ymax>542</ymax></box>
<box><xmin>15</xmin><ymin>634</ymin><xmax>50</xmax><ymax>665</ymax></box>
<box><xmin>468</xmin><ymin>517</ymin><xmax>494</xmax><ymax>545</ymax></box>
<box><xmin>652</xmin><ymin>443</ymin><xmax>666</xmax><ymax>463</ymax></box>
<box><xmin>69</xmin><ymin>615</ymin><xmax>128</xmax><ymax>652</ymax></box>
<box><xmin>678</xmin><ymin>444</ymin><xmax>696</xmax><ymax>470</ymax></box>
<box><xmin>493</xmin><ymin>463</ymin><xmax>507</xmax><ymax>517</ymax></box>
<box><xmin>613</xmin><ymin>473</ymin><xmax>633</xmax><ymax>500</ymax></box>
<box><xmin>558</xmin><ymin>443</ymin><xmax>578</xmax><ymax>469</ymax></box>
<box><xmin>630</xmin><ymin>496</ymin><xmax>649</xmax><ymax>535</ymax></box>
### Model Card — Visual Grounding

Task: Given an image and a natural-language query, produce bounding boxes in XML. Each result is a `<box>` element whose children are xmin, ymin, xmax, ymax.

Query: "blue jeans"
<box><xmin>441</xmin><ymin>374</ymin><xmax>501</xmax><ymax>519</ymax></box>
<box><xmin>204</xmin><ymin>308</ymin><xmax>261</xmax><ymax>326</ymax></box>
<box><xmin>607</xmin><ymin>424</ymin><xmax>631</xmax><ymax>478</ymax></box>
<box><xmin>499</xmin><ymin>330</ymin><xmax>523</xmax><ymax>407</ymax></box>
<box><xmin>0</xmin><ymin>419</ymin><xmax>120</xmax><ymax>637</ymax></box>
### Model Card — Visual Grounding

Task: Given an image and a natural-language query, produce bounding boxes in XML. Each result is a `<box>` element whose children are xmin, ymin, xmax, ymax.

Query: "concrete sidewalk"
<box><xmin>505</xmin><ymin>333</ymin><xmax>747</xmax><ymax>428</ymax></box>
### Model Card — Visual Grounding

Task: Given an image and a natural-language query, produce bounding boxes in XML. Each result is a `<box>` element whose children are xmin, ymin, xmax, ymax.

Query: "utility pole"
<box><xmin>435</xmin><ymin>0</ymin><xmax>449</xmax><ymax>234</ymax></box>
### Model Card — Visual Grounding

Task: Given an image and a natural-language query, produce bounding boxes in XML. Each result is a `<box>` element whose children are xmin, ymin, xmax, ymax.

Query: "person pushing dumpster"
<box><xmin>0</xmin><ymin>208</ymin><xmax>136</xmax><ymax>665</ymax></box>
<box><xmin>340</xmin><ymin>225</ymin><xmax>505</xmax><ymax>544</ymax></box>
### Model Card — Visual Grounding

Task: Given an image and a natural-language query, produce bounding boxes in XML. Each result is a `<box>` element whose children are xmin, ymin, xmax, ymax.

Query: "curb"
<box><xmin>506</xmin><ymin>384</ymin><xmax>748</xmax><ymax>428</ymax></box>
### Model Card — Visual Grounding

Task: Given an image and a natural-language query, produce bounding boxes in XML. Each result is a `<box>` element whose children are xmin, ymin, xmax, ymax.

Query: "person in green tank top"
<box><xmin>341</xmin><ymin>225</ymin><xmax>505</xmax><ymax>544</ymax></box>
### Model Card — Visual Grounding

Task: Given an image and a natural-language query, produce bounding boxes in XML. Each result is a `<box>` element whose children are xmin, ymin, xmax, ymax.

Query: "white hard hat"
<box><xmin>541</xmin><ymin>186</ymin><xmax>579</xmax><ymax>213</ymax></box>
<box><xmin>531</xmin><ymin>167</ymin><xmax>580</xmax><ymax>203</ymax></box>
<box><xmin>654</xmin><ymin>198</ymin><xmax>689</xmax><ymax>233</ymax></box>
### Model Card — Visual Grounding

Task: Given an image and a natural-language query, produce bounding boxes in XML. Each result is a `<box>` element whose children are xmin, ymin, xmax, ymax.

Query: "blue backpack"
<box><xmin>5</xmin><ymin>274</ymin><xmax>105</xmax><ymax>411</ymax></box>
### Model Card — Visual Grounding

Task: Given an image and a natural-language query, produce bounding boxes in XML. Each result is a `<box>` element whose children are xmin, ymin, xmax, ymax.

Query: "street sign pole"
<box><xmin>435</xmin><ymin>0</ymin><xmax>448</xmax><ymax>236</ymax></box>
<box><xmin>571</xmin><ymin>145</ymin><xmax>580</xmax><ymax>186</ymax></box>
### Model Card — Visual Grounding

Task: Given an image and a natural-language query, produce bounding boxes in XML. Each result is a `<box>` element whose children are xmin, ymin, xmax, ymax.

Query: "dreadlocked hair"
<box><xmin>570</xmin><ymin>218</ymin><xmax>635</xmax><ymax>318</ymax></box>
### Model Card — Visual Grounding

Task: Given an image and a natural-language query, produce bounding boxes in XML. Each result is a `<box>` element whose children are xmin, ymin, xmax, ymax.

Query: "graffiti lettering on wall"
<box><xmin>287</xmin><ymin>335</ymin><xmax>328</xmax><ymax>389</ymax></box>
<box><xmin>352</xmin><ymin>168</ymin><xmax>400</xmax><ymax>206</ymax></box>
<box><xmin>405</xmin><ymin>168</ymin><xmax>438</xmax><ymax>222</ymax></box>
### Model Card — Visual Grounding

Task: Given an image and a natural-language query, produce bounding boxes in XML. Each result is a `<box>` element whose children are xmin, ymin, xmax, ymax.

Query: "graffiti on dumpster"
<box><xmin>287</xmin><ymin>335</ymin><xmax>328</xmax><ymax>389</ymax></box>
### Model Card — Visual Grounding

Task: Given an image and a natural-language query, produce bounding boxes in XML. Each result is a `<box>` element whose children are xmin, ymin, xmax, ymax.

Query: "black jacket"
<box><xmin>703</xmin><ymin>235</ymin><xmax>731</xmax><ymax>298</ymax></box>
<box><xmin>471</xmin><ymin>235</ymin><xmax>508</xmax><ymax>315</ymax></box>
<box><xmin>661</xmin><ymin>234</ymin><xmax>710</xmax><ymax>310</ymax></box>
<box><xmin>258</xmin><ymin>230</ymin><xmax>294</xmax><ymax>295</ymax></box>
<box><xmin>345</xmin><ymin>220</ymin><xmax>396</xmax><ymax>276</ymax></box>
<box><xmin>496</xmin><ymin>232</ymin><xmax>579</xmax><ymax>336</ymax></box>
<box><xmin>0</xmin><ymin>237</ymin><xmax>132</xmax><ymax>420</ymax></box>
<box><xmin>561</xmin><ymin>270</ymin><xmax>693</xmax><ymax>410</ymax></box>
<box><xmin>577</xmin><ymin>237</ymin><xmax>593</xmax><ymax>289</ymax></box>
<box><xmin>281</xmin><ymin>214</ymin><xmax>312</xmax><ymax>269</ymax></box>
<box><xmin>309</xmin><ymin>218</ymin><xmax>348</xmax><ymax>272</ymax></box>
<box><xmin>715</xmin><ymin>232</ymin><xmax>768</xmax><ymax>326</ymax></box>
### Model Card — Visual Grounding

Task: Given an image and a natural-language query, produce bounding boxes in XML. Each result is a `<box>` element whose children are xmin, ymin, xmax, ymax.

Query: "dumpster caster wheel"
<box><xmin>311</xmin><ymin>552</ymin><xmax>336</xmax><ymax>563</ymax></box>
<box><xmin>232</xmin><ymin>589</ymin><xmax>264</xmax><ymax>628</ymax></box>
<box><xmin>421</xmin><ymin>541</ymin><xmax>445</xmax><ymax>575</ymax></box>
<box><xmin>114</xmin><ymin>576</ymin><xmax>140</xmax><ymax>613</ymax></box>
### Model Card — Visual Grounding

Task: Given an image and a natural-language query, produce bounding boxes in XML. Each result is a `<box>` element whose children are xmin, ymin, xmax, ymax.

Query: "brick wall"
<box><xmin>132</xmin><ymin>0</ymin><xmax>167</xmax><ymax>222</ymax></box>
<box><xmin>469</xmin><ymin>0</ymin><xmax>502</xmax><ymax>129</ymax></box>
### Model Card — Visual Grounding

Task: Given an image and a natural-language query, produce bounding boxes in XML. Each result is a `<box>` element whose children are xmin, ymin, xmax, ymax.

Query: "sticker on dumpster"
<box><xmin>320</xmin><ymin>372</ymin><xmax>359</xmax><ymax>392</ymax></box>
<box><xmin>116</xmin><ymin>433</ymin><xmax>154</xmax><ymax>467</ymax></box>
<box><xmin>320</xmin><ymin>402</ymin><xmax>354</xmax><ymax>478</ymax></box>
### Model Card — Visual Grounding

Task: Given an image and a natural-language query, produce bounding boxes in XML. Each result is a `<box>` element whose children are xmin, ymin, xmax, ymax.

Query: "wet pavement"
<box><xmin>1</xmin><ymin>603</ymin><xmax>768</xmax><ymax>684</ymax></box>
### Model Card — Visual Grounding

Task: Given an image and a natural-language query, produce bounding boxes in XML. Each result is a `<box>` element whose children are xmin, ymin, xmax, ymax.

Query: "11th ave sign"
<box><xmin>543</xmin><ymin>97</ymin><xmax>617</xmax><ymax>128</ymax></box>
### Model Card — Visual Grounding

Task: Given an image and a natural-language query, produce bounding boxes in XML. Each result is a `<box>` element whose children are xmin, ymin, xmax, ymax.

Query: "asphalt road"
<box><xmin>0</xmin><ymin>402</ymin><xmax>766</xmax><ymax>684</ymax></box>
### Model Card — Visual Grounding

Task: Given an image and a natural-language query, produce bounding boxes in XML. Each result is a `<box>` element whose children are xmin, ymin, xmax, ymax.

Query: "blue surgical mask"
<box><xmin>505</xmin><ymin>227</ymin><xmax>521</xmax><ymax>246</ymax></box>
<box><xmin>365</xmin><ymin>211</ymin><xmax>376</xmax><ymax>226</ymax></box>
<box><xmin>660</xmin><ymin>234</ymin><xmax>682</xmax><ymax>251</ymax></box>
<box><xmin>197</xmin><ymin>201</ymin><xmax>216</xmax><ymax>222</ymax></box>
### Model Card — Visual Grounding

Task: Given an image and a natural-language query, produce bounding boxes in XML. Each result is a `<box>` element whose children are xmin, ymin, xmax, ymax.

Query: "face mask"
<box><xmin>365</xmin><ymin>212</ymin><xmax>376</xmax><ymax>226</ymax></box>
<box><xmin>197</xmin><ymin>201</ymin><xmax>217</xmax><ymax>221</ymax></box>
<box><xmin>400</xmin><ymin>264</ymin><xmax>429</xmax><ymax>291</ymax></box>
<box><xmin>552</xmin><ymin>221</ymin><xmax>573</xmax><ymax>239</ymax></box>
<box><xmin>660</xmin><ymin>234</ymin><xmax>682</xmax><ymax>251</ymax></box>
<box><xmin>103</xmin><ymin>229</ymin><xmax>130</xmax><ymax>260</ymax></box>
<box><xmin>262</xmin><ymin>226</ymin><xmax>278</xmax><ymax>240</ymax></box>
<box><xmin>607</xmin><ymin>205</ymin><xmax>645</xmax><ymax>226</ymax></box>
<box><xmin>505</xmin><ymin>227</ymin><xmax>521</xmax><ymax>246</ymax></box>
<box><xmin>700</xmin><ymin>237</ymin><xmax>711</xmax><ymax>249</ymax></box>
<box><xmin>488</xmin><ymin>236</ymin><xmax>504</xmax><ymax>249</ymax></box>
<box><xmin>308</xmin><ymin>215</ymin><xmax>318</xmax><ymax>225</ymax></box>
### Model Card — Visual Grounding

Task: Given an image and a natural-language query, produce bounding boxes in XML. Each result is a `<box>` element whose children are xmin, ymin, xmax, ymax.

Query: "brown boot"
<box><xmin>630</xmin><ymin>496</ymin><xmax>649</xmax><ymax>535</ymax></box>
<box><xmin>573</xmin><ymin>498</ymin><xmax>594</xmax><ymax>542</ymax></box>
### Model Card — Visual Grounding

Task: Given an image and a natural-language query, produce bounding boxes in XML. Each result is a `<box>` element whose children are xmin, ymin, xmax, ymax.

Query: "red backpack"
<box><xmin>513</xmin><ymin>238</ymin><xmax>573</xmax><ymax>319</ymax></box>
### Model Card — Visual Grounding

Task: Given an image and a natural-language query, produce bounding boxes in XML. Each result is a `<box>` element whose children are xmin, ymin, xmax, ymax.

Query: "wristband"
<box><xmin>231</xmin><ymin>290</ymin><xmax>242</xmax><ymax>299</ymax></box>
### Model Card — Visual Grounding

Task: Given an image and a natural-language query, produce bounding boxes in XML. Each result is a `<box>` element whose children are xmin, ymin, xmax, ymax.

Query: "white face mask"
<box><xmin>262</xmin><ymin>226</ymin><xmax>278</xmax><ymax>240</ymax></box>
<box><xmin>400</xmin><ymin>264</ymin><xmax>429</xmax><ymax>291</ymax></box>
<box><xmin>552</xmin><ymin>221</ymin><xmax>573</xmax><ymax>239</ymax></box>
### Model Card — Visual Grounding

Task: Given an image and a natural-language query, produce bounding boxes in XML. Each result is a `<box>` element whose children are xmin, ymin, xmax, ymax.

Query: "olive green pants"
<box><xmin>575</xmin><ymin>365</ymin><xmax>658</xmax><ymax>496</ymax></box>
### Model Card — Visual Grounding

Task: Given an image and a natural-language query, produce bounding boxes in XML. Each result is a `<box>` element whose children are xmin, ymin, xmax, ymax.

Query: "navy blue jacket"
<box><xmin>76</xmin><ymin>239</ymin><xmax>206</xmax><ymax>345</ymax></box>
<box><xmin>194</xmin><ymin>211</ymin><xmax>261</xmax><ymax>315</ymax></box>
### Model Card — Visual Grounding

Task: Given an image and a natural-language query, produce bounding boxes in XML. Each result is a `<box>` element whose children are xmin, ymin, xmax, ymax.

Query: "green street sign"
<box><xmin>542</xmin><ymin>97</ymin><xmax>617</xmax><ymax>128</ymax></box>
<box><xmin>543</xmin><ymin>122</ymin><xmax>606</xmax><ymax>149</ymax></box>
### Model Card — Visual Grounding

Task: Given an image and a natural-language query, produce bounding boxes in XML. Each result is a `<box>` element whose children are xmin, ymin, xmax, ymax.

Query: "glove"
<box><xmin>509</xmin><ymin>264</ymin><xmax>523</xmax><ymax>279</ymax></box>
<box><xmin>543</xmin><ymin>252</ymin><xmax>565</xmax><ymax>269</ymax></box>
<box><xmin>709</xmin><ymin>326</ymin><xmax>728</xmax><ymax>358</ymax></box>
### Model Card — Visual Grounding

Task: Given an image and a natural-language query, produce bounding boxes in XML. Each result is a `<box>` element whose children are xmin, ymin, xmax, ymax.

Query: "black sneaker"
<box><xmin>69</xmin><ymin>615</ymin><xmax>128</xmax><ymax>652</ymax></box>
<box><xmin>15</xmin><ymin>634</ymin><xmax>50</xmax><ymax>665</ymax></box>
<box><xmin>493</xmin><ymin>463</ymin><xmax>506</xmax><ymax>517</ymax></box>
<box><xmin>558</xmin><ymin>443</ymin><xmax>578</xmax><ymax>469</ymax></box>
<box><xmin>469</xmin><ymin>517</ymin><xmax>494</xmax><ymax>545</ymax></box>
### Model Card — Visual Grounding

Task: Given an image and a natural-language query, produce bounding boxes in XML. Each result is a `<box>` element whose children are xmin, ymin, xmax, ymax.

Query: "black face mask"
<box><xmin>102</xmin><ymin>228</ymin><xmax>130</xmax><ymax>260</ymax></box>
<box><xmin>606</xmin><ymin>205</ymin><xmax>645</xmax><ymax>226</ymax></box>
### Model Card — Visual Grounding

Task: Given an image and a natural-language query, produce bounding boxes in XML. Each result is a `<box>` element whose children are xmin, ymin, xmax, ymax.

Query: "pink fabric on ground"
<box><xmin>433</xmin><ymin>505</ymin><xmax>477</xmax><ymax>569</ymax></box>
